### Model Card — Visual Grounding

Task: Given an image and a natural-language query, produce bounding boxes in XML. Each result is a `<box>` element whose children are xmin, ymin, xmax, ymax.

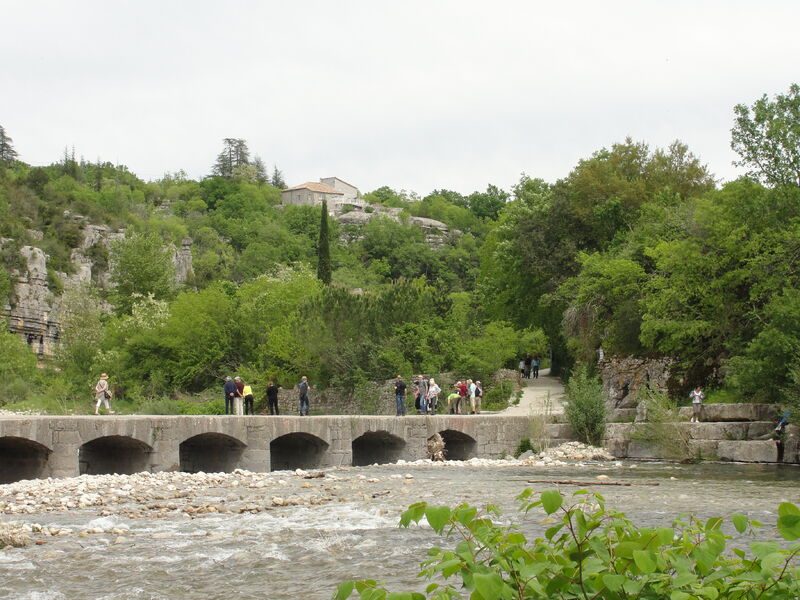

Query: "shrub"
<box><xmin>632</xmin><ymin>389</ymin><xmax>693</xmax><ymax>461</ymax></box>
<box><xmin>514</xmin><ymin>438</ymin><xmax>533</xmax><ymax>457</ymax></box>
<box><xmin>0</xmin><ymin>329</ymin><xmax>38</xmax><ymax>406</ymax></box>
<box><xmin>336</xmin><ymin>490</ymin><xmax>800</xmax><ymax>599</ymax></box>
<box><xmin>482</xmin><ymin>380</ymin><xmax>514</xmax><ymax>411</ymax></box>
<box><xmin>564</xmin><ymin>364</ymin><xmax>606</xmax><ymax>445</ymax></box>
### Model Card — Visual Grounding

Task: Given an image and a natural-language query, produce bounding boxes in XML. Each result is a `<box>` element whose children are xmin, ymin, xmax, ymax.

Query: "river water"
<box><xmin>1</xmin><ymin>460</ymin><xmax>799</xmax><ymax>599</ymax></box>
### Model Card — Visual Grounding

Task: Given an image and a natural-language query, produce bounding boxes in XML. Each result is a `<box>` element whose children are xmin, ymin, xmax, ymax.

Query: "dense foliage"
<box><xmin>1</xmin><ymin>83</ymin><xmax>799</xmax><ymax>412</ymax></box>
<box><xmin>337</xmin><ymin>490</ymin><xmax>800</xmax><ymax>599</ymax></box>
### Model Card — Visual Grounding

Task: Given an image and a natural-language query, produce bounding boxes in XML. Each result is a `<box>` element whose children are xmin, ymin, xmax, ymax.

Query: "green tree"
<box><xmin>467</xmin><ymin>183</ymin><xmax>509</xmax><ymax>220</ymax></box>
<box><xmin>252</xmin><ymin>155</ymin><xmax>268</xmax><ymax>183</ymax></box>
<box><xmin>0</xmin><ymin>125</ymin><xmax>18</xmax><ymax>167</ymax></box>
<box><xmin>732</xmin><ymin>83</ymin><xmax>800</xmax><ymax>187</ymax></box>
<box><xmin>317</xmin><ymin>199</ymin><xmax>332</xmax><ymax>284</ymax></box>
<box><xmin>271</xmin><ymin>165</ymin><xmax>286</xmax><ymax>189</ymax></box>
<box><xmin>212</xmin><ymin>138</ymin><xmax>250</xmax><ymax>178</ymax></box>
<box><xmin>110</xmin><ymin>232</ymin><xmax>176</xmax><ymax>313</ymax></box>
<box><xmin>0</xmin><ymin>327</ymin><xmax>38</xmax><ymax>405</ymax></box>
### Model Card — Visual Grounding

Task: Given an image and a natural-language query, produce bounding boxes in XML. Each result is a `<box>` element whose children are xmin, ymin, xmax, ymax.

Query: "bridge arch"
<box><xmin>437</xmin><ymin>429</ymin><xmax>478</xmax><ymax>461</ymax></box>
<box><xmin>79</xmin><ymin>435</ymin><xmax>153</xmax><ymax>475</ymax></box>
<box><xmin>270</xmin><ymin>432</ymin><xmax>329</xmax><ymax>471</ymax></box>
<box><xmin>180</xmin><ymin>432</ymin><xmax>246</xmax><ymax>473</ymax></box>
<box><xmin>0</xmin><ymin>436</ymin><xmax>52</xmax><ymax>484</ymax></box>
<box><xmin>352</xmin><ymin>430</ymin><xmax>406</xmax><ymax>466</ymax></box>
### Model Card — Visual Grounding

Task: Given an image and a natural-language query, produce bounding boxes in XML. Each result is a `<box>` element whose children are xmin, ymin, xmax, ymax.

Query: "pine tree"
<box><xmin>94</xmin><ymin>159</ymin><xmax>103</xmax><ymax>191</ymax></box>
<box><xmin>62</xmin><ymin>145</ymin><xmax>79</xmax><ymax>178</ymax></box>
<box><xmin>212</xmin><ymin>138</ymin><xmax>250</xmax><ymax>178</ymax></box>
<box><xmin>253</xmin><ymin>155</ymin><xmax>268</xmax><ymax>184</ymax></box>
<box><xmin>0</xmin><ymin>125</ymin><xmax>18</xmax><ymax>166</ymax></box>
<box><xmin>271</xmin><ymin>165</ymin><xmax>286</xmax><ymax>189</ymax></box>
<box><xmin>317</xmin><ymin>200</ymin><xmax>332</xmax><ymax>285</ymax></box>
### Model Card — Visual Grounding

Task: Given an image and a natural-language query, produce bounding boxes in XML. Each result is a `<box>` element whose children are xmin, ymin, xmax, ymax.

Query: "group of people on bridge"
<box><xmin>393</xmin><ymin>375</ymin><xmax>483</xmax><ymax>417</ymax></box>
<box><xmin>223</xmin><ymin>376</ymin><xmax>296</xmax><ymax>416</ymax></box>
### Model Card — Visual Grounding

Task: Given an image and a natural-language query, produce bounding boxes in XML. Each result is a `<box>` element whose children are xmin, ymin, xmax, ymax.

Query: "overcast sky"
<box><xmin>2</xmin><ymin>1</ymin><xmax>798</xmax><ymax>195</ymax></box>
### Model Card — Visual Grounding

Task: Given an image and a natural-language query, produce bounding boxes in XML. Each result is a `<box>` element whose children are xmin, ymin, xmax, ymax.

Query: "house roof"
<box><xmin>283</xmin><ymin>182</ymin><xmax>344</xmax><ymax>194</ymax></box>
<box><xmin>320</xmin><ymin>176</ymin><xmax>359</xmax><ymax>190</ymax></box>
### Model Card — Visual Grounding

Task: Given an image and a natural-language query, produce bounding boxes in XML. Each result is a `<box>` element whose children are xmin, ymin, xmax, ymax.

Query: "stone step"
<box><xmin>677</xmin><ymin>403</ymin><xmax>779</xmax><ymax>422</ymax></box>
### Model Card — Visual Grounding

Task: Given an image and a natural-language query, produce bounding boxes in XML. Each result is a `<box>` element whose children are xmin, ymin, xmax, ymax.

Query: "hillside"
<box><xmin>1</xmin><ymin>84</ymin><xmax>799</xmax><ymax>416</ymax></box>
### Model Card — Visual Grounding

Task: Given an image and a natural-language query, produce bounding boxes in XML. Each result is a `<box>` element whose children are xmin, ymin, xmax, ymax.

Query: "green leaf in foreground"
<box><xmin>540</xmin><ymin>489</ymin><xmax>563</xmax><ymax>515</ymax></box>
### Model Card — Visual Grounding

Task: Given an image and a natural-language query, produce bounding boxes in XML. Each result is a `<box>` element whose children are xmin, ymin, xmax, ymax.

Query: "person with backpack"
<box><xmin>472</xmin><ymin>380</ymin><xmax>483</xmax><ymax>414</ymax></box>
<box><xmin>94</xmin><ymin>373</ymin><xmax>115</xmax><ymax>415</ymax></box>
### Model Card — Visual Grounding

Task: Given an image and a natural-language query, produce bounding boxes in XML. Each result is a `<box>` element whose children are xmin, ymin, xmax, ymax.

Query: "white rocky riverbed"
<box><xmin>1</xmin><ymin>444</ymin><xmax>798</xmax><ymax>599</ymax></box>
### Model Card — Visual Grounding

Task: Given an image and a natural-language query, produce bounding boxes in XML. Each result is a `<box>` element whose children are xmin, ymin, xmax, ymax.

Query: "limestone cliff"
<box><xmin>3</xmin><ymin>220</ymin><xmax>193</xmax><ymax>356</ymax></box>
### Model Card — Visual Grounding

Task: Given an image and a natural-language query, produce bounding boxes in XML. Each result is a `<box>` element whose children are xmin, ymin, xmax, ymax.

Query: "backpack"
<box><xmin>475</xmin><ymin>386</ymin><xmax>482</xmax><ymax>398</ymax></box>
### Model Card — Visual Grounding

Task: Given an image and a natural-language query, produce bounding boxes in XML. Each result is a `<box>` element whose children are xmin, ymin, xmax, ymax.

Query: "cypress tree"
<box><xmin>317</xmin><ymin>199</ymin><xmax>332</xmax><ymax>284</ymax></box>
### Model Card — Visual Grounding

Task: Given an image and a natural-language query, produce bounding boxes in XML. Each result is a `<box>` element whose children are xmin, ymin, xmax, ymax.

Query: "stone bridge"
<box><xmin>0</xmin><ymin>415</ymin><xmax>532</xmax><ymax>484</ymax></box>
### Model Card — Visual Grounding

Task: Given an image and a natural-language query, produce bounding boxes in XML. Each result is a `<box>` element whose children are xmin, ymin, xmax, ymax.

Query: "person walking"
<box><xmin>94</xmin><ymin>373</ymin><xmax>114</xmax><ymax>415</ymax></box>
<box><xmin>417</xmin><ymin>375</ymin><xmax>429</xmax><ymax>414</ymax></box>
<box><xmin>223</xmin><ymin>376</ymin><xmax>237</xmax><ymax>415</ymax></box>
<box><xmin>689</xmin><ymin>385</ymin><xmax>705</xmax><ymax>423</ymax></box>
<box><xmin>524</xmin><ymin>355</ymin><xmax>532</xmax><ymax>379</ymax></box>
<box><xmin>394</xmin><ymin>375</ymin><xmax>407</xmax><ymax>416</ymax></box>
<box><xmin>233</xmin><ymin>376</ymin><xmax>245</xmax><ymax>416</ymax></box>
<box><xmin>427</xmin><ymin>378</ymin><xmax>441</xmax><ymax>414</ymax></box>
<box><xmin>242</xmin><ymin>382</ymin><xmax>254</xmax><ymax>415</ymax></box>
<box><xmin>266</xmin><ymin>381</ymin><xmax>280</xmax><ymax>415</ymax></box>
<box><xmin>298</xmin><ymin>376</ymin><xmax>310</xmax><ymax>416</ymax></box>
<box><xmin>532</xmin><ymin>356</ymin><xmax>541</xmax><ymax>379</ymax></box>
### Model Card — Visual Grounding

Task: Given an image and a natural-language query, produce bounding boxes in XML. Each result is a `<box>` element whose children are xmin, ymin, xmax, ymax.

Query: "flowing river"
<box><xmin>1</xmin><ymin>460</ymin><xmax>799</xmax><ymax>599</ymax></box>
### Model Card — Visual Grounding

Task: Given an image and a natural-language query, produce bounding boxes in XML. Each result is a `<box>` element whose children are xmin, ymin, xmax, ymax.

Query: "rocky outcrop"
<box><xmin>335</xmin><ymin>204</ymin><xmax>452</xmax><ymax>246</ymax></box>
<box><xmin>3</xmin><ymin>246</ymin><xmax>59</xmax><ymax>356</ymax></box>
<box><xmin>599</xmin><ymin>356</ymin><xmax>672</xmax><ymax>410</ymax></box>
<box><xmin>172</xmin><ymin>238</ymin><xmax>194</xmax><ymax>284</ymax></box>
<box><xmin>4</xmin><ymin>220</ymin><xmax>193</xmax><ymax>356</ymax></box>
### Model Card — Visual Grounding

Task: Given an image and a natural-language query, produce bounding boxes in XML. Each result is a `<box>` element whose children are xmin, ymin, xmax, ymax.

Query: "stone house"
<box><xmin>280</xmin><ymin>182</ymin><xmax>344</xmax><ymax>207</ymax></box>
<box><xmin>319</xmin><ymin>177</ymin><xmax>360</xmax><ymax>201</ymax></box>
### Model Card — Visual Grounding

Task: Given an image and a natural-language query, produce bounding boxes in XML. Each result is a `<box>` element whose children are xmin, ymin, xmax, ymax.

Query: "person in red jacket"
<box><xmin>457</xmin><ymin>380</ymin><xmax>468</xmax><ymax>415</ymax></box>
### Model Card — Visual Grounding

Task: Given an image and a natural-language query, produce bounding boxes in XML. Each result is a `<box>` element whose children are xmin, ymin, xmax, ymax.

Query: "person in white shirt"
<box><xmin>427</xmin><ymin>378</ymin><xmax>441</xmax><ymax>414</ymax></box>
<box><xmin>468</xmin><ymin>379</ymin><xmax>477</xmax><ymax>414</ymax></box>
<box><xmin>689</xmin><ymin>385</ymin><xmax>705</xmax><ymax>423</ymax></box>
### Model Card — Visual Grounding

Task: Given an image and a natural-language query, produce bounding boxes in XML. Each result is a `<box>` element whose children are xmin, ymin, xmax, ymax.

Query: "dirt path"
<box><xmin>501</xmin><ymin>368</ymin><xmax>565</xmax><ymax>417</ymax></box>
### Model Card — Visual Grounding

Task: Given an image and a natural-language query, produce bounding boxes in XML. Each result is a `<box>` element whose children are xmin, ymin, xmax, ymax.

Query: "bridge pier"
<box><xmin>0</xmin><ymin>415</ymin><xmax>533</xmax><ymax>483</ymax></box>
